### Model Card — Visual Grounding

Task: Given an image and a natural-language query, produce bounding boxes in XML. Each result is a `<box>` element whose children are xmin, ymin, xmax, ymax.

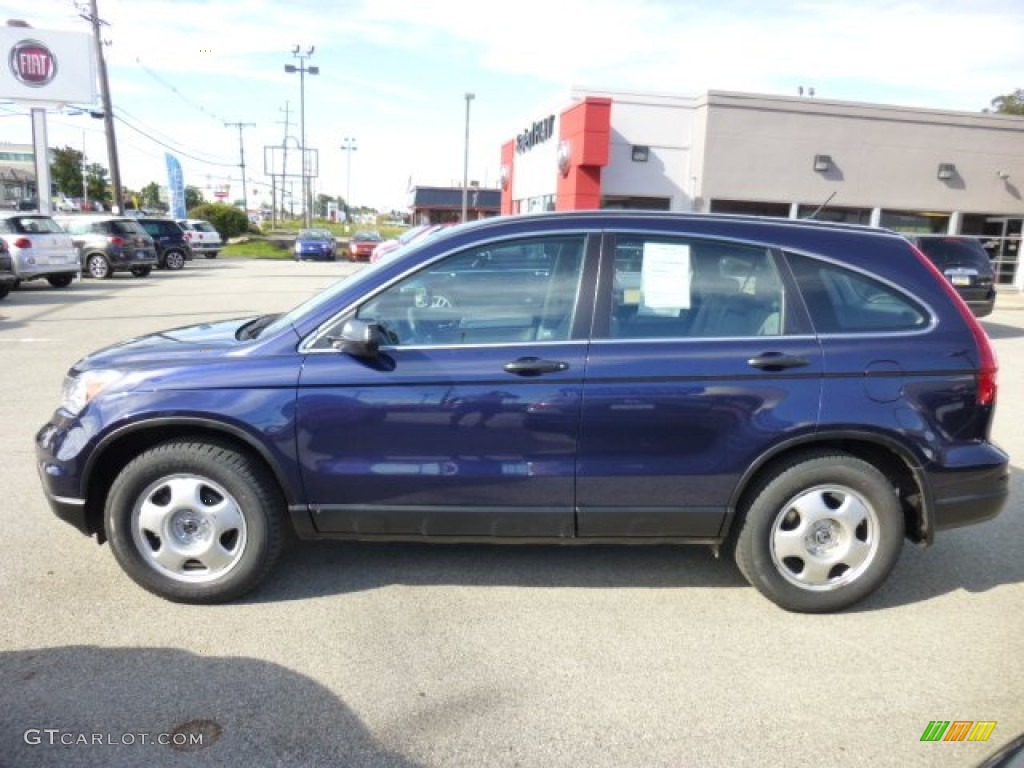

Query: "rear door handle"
<box><xmin>503</xmin><ymin>357</ymin><xmax>570</xmax><ymax>376</ymax></box>
<box><xmin>747</xmin><ymin>352</ymin><xmax>810</xmax><ymax>371</ymax></box>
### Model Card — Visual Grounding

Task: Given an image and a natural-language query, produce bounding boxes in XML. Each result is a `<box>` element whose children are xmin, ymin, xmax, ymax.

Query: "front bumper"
<box><xmin>36</xmin><ymin>417</ymin><xmax>97</xmax><ymax>537</ymax></box>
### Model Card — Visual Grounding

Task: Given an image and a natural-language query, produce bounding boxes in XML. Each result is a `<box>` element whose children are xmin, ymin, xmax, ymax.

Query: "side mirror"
<box><xmin>334</xmin><ymin>319</ymin><xmax>380</xmax><ymax>358</ymax></box>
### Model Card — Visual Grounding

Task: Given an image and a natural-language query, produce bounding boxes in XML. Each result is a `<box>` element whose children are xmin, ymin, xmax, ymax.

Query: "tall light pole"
<box><xmin>461</xmin><ymin>92</ymin><xmax>475</xmax><ymax>223</ymax></box>
<box><xmin>284</xmin><ymin>46</ymin><xmax>318</xmax><ymax>228</ymax></box>
<box><xmin>341</xmin><ymin>136</ymin><xmax>357</xmax><ymax>229</ymax></box>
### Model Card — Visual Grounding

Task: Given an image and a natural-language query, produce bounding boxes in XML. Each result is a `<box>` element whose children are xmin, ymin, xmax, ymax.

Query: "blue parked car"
<box><xmin>35</xmin><ymin>212</ymin><xmax>1009</xmax><ymax>611</ymax></box>
<box><xmin>293</xmin><ymin>228</ymin><xmax>337</xmax><ymax>261</ymax></box>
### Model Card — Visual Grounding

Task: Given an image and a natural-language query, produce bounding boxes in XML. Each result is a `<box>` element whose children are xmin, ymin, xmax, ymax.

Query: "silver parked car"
<box><xmin>0</xmin><ymin>212</ymin><xmax>80</xmax><ymax>288</ymax></box>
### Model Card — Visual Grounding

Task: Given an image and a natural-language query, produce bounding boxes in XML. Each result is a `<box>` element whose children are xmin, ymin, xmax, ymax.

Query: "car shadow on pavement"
<box><xmin>255</xmin><ymin>539</ymin><xmax>748</xmax><ymax>605</ymax></box>
<box><xmin>0</xmin><ymin>645</ymin><xmax>421</xmax><ymax>768</ymax></box>
<box><xmin>980</xmin><ymin>320</ymin><xmax>1024</xmax><ymax>340</ymax></box>
<box><xmin>253</xmin><ymin>461</ymin><xmax>1022</xmax><ymax>612</ymax></box>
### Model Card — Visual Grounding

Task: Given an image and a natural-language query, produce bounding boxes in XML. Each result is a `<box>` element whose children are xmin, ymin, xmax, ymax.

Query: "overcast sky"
<box><xmin>1</xmin><ymin>0</ymin><xmax>1022</xmax><ymax>210</ymax></box>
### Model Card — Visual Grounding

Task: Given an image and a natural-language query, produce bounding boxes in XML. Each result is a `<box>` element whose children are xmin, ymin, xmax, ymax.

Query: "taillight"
<box><xmin>910</xmin><ymin>244</ymin><xmax>998</xmax><ymax>406</ymax></box>
<box><xmin>109</xmin><ymin>236</ymin><xmax>125</xmax><ymax>247</ymax></box>
<box><xmin>184</xmin><ymin>232</ymin><xmax>193</xmax><ymax>241</ymax></box>
<box><xmin>14</xmin><ymin>237</ymin><xmax>31</xmax><ymax>248</ymax></box>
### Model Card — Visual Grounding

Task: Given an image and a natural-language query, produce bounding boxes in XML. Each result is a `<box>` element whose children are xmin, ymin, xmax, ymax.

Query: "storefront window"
<box><xmin>795</xmin><ymin>205</ymin><xmax>871</xmax><ymax>225</ymax></box>
<box><xmin>878</xmin><ymin>210</ymin><xmax>949</xmax><ymax>234</ymax></box>
<box><xmin>709</xmin><ymin>200</ymin><xmax>790</xmax><ymax>217</ymax></box>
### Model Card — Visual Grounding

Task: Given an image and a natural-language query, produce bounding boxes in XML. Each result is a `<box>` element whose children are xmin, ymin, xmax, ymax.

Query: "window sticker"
<box><xmin>640</xmin><ymin>242</ymin><xmax>691</xmax><ymax>313</ymax></box>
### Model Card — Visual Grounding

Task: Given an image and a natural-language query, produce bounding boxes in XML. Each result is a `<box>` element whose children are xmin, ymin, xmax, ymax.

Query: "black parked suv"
<box><xmin>908</xmin><ymin>235</ymin><xmax>996</xmax><ymax>317</ymax></box>
<box><xmin>54</xmin><ymin>214</ymin><xmax>159</xmax><ymax>279</ymax></box>
<box><xmin>137</xmin><ymin>217</ymin><xmax>193</xmax><ymax>270</ymax></box>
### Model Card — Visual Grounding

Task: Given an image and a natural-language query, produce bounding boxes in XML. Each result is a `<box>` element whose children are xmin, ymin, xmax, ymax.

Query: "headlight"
<box><xmin>60</xmin><ymin>369</ymin><xmax>125</xmax><ymax>416</ymax></box>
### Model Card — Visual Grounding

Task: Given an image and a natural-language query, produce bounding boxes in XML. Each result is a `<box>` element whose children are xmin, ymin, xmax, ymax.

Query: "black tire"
<box><xmin>205</xmin><ymin>251</ymin><xmax>219</xmax><ymax>259</ymax></box>
<box><xmin>47</xmin><ymin>274</ymin><xmax>75</xmax><ymax>288</ymax></box>
<box><xmin>130</xmin><ymin>266</ymin><xmax>152</xmax><ymax>277</ymax></box>
<box><xmin>104</xmin><ymin>439</ymin><xmax>285</xmax><ymax>604</ymax></box>
<box><xmin>0</xmin><ymin>283</ymin><xmax>10</xmax><ymax>300</ymax></box>
<box><xmin>733</xmin><ymin>451</ymin><xmax>903</xmax><ymax>613</ymax></box>
<box><xmin>164</xmin><ymin>250</ymin><xmax>186</xmax><ymax>270</ymax></box>
<box><xmin>86</xmin><ymin>254</ymin><xmax>111</xmax><ymax>279</ymax></box>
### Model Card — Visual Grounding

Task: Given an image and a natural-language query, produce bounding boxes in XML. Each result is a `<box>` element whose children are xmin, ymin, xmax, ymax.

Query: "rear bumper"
<box><xmin>930</xmin><ymin>459</ymin><xmax>1010</xmax><ymax>532</ymax></box>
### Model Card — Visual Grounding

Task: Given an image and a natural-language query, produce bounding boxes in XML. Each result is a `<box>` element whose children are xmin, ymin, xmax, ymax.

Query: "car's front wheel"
<box><xmin>164</xmin><ymin>250</ymin><xmax>186</xmax><ymax>270</ymax></box>
<box><xmin>733</xmin><ymin>451</ymin><xmax>903</xmax><ymax>613</ymax></box>
<box><xmin>105</xmin><ymin>439</ymin><xmax>285</xmax><ymax>603</ymax></box>
<box><xmin>86</xmin><ymin>254</ymin><xmax>112</xmax><ymax>279</ymax></box>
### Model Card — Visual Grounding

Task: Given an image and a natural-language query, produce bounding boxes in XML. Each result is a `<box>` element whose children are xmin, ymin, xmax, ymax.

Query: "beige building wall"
<box><xmin>697</xmin><ymin>91</ymin><xmax>1024</xmax><ymax>216</ymax></box>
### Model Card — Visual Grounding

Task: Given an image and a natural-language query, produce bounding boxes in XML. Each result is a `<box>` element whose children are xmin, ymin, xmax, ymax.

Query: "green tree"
<box><xmin>141</xmin><ymin>181</ymin><xmax>162</xmax><ymax>209</ymax></box>
<box><xmin>186</xmin><ymin>202</ymin><xmax>248</xmax><ymax>239</ymax></box>
<box><xmin>185</xmin><ymin>185</ymin><xmax>204</xmax><ymax>210</ymax></box>
<box><xmin>986</xmin><ymin>89</ymin><xmax>1024</xmax><ymax>115</ymax></box>
<box><xmin>84</xmin><ymin>162</ymin><xmax>110</xmax><ymax>206</ymax></box>
<box><xmin>50</xmin><ymin>146</ymin><xmax>84</xmax><ymax>198</ymax></box>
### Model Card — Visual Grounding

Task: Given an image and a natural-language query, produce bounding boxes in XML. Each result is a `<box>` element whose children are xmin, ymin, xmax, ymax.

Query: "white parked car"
<box><xmin>177</xmin><ymin>219</ymin><xmax>223</xmax><ymax>258</ymax></box>
<box><xmin>0</xmin><ymin>212</ymin><xmax>80</xmax><ymax>288</ymax></box>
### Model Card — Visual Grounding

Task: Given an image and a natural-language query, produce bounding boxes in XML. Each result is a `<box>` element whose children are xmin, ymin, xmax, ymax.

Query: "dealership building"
<box><xmin>499</xmin><ymin>88</ymin><xmax>1024</xmax><ymax>287</ymax></box>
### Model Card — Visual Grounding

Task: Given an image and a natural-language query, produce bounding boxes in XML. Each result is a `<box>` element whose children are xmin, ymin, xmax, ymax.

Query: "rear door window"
<box><xmin>602</xmin><ymin>236</ymin><xmax>786</xmax><ymax>338</ymax></box>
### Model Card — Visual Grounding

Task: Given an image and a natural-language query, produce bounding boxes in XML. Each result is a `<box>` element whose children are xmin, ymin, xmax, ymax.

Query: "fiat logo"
<box><xmin>9</xmin><ymin>39</ymin><xmax>57</xmax><ymax>87</ymax></box>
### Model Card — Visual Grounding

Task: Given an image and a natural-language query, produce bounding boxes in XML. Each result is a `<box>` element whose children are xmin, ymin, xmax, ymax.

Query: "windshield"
<box><xmin>257</xmin><ymin>260</ymin><xmax>392</xmax><ymax>339</ymax></box>
<box><xmin>299</xmin><ymin>229</ymin><xmax>332</xmax><ymax>241</ymax></box>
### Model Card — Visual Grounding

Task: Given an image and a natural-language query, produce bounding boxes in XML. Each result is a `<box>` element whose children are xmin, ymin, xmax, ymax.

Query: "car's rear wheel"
<box><xmin>164</xmin><ymin>250</ymin><xmax>186</xmax><ymax>270</ymax></box>
<box><xmin>0</xmin><ymin>283</ymin><xmax>10</xmax><ymax>300</ymax></box>
<box><xmin>205</xmin><ymin>251</ymin><xmax>218</xmax><ymax>259</ymax></box>
<box><xmin>130</xmin><ymin>266</ymin><xmax>151</xmax><ymax>277</ymax></box>
<box><xmin>87</xmin><ymin>254</ymin><xmax>112</xmax><ymax>279</ymax></box>
<box><xmin>733</xmin><ymin>451</ymin><xmax>903</xmax><ymax>613</ymax></box>
<box><xmin>46</xmin><ymin>274</ymin><xmax>74</xmax><ymax>288</ymax></box>
<box><xmin>105</xmin><ymin>439</ymin><xmax>285</xmax><ymax>603</ymax></box>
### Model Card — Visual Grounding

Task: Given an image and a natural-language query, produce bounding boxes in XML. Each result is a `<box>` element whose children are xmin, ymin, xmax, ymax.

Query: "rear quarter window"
<box><xmin>787</xmin><ymin>253</ymin><xmax>929</xmax><ymax>333</ymax></box>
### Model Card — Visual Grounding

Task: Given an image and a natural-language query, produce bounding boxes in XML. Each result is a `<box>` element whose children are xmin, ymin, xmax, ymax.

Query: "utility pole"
<box><xmin>341</xmin><ymin>136</ymin><xmax>356</xmax><ymax>229</ymax></box>
<box><xmin>276</xmin><ymin>102</ymin><xmax>293</xmax><ymax>227</ymax></box>
<box><xmin>284</xmin><ymin>46</ymin><xmax>318</xmax><ymax>229</ymax></box>
<box><xmin>462</xmin><ymin>92</ymin><xmax>475</xmax><ymax>223</ymax></box>
<box><xmin>82</xmin><ymin>0</ymin><xmax>124</xmax><ymax>213</ymax></box>
<box><xmin>224</xmin><ymin>121</ymin><xmax>255</xmax><ymax>217</ymax></box>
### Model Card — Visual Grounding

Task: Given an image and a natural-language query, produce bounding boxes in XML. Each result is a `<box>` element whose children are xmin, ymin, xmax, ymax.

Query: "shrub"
<box><xmin>186</xmin><ymin>203</ymin><xmax>249</xmax><ymax>239</ymax></box>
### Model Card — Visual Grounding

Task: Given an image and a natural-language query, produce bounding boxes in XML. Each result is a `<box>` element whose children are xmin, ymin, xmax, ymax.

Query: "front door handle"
<box><xmin>747</xmin><ymin>352</ymin><xmax>810</xmax><ymax>371</ymax></box>
<box><xmin>503</xmin><ymin>357</ymin><xmax>570</xmax><ymax>376</ymax></box>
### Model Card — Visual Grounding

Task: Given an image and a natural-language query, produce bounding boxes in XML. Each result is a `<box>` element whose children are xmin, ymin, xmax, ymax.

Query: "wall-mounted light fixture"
<box><xmin>813</xmin><ymin>154</ymin><xmax>832</xmax><ymax>173</ymax></box>
<box><xmin>631</xmin><ymin>145</ymin><xmax>650</xmax><ymax>162</ymax></box>
<box><xmin>937</xmin><ymin>163</ymin><xmax>955</xmax><ymax>180</ymax></box>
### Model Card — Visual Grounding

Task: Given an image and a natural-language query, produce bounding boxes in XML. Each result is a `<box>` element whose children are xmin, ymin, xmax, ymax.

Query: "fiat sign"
<box><xmin>0</xmin><ymin>27</ymin><xmax>95</xmax><ymax>105</ymax></box>
<box><xmin>9</xmin><ymin>39</ymin><xmax>57</xmax><ymax>87</ymax></box>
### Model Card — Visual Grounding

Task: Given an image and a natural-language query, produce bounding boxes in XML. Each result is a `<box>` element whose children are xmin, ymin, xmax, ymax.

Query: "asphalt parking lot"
<box><xmin>1</xmin><ymin>258</ymin><xmax>1021</xmax><ymax>767</ymax></box>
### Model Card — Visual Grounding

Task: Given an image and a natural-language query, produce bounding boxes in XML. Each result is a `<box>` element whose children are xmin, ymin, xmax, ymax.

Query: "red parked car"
<box><xmin>346</xmin><ymin>231</ymin><xmax>383</xmax><ymax>261</ymax></box>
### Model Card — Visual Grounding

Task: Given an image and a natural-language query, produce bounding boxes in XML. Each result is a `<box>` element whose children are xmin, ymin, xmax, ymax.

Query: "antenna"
<box><xmin>804</xmin><ymin>191</ymin><xmax>837</xmax><ymax>220</ymax></box>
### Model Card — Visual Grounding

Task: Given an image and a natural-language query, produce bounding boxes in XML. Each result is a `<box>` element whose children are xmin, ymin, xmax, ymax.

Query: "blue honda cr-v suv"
<box><xmin>35</xmin><ymin>212</ymin><xmax>1009</xmax><ymax>612</ymax></box>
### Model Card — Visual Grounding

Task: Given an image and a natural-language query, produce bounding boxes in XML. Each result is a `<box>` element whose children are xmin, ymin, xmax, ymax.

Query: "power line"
<box><xmin>114</xmin><ymin>104</ymin><xmax>231</xmax><ymax>166</ymax></box>
<box><xmin>133</xmin><ymin>57</ymin><xmax>228</xmax><ymax>124</ymax></box>
<box><xmin>113</xmin><ymin>113</ymin><xmax>236</xmax><ymax>168</ymax></box>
